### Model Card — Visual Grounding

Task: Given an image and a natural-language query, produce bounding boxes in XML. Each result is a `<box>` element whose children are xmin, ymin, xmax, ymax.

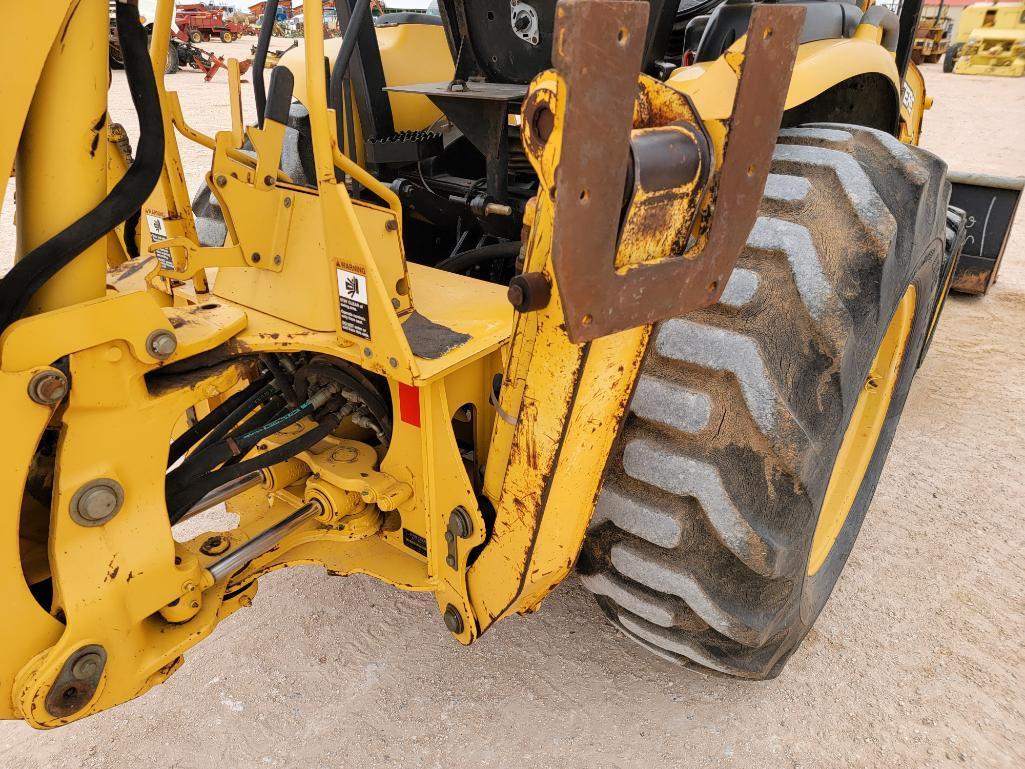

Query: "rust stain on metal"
<box><xmin>547</xmin><ymin>2</ymin><xmax>805</xmax><ymax>342</ymax></box>
<box><xmin>951</xmin><ymin>267</ymin><xmax>992</xmax><ymax>295</ymax></box>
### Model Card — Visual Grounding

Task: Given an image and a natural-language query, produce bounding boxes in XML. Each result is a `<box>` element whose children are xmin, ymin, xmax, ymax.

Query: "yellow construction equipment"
<box><xmin>1</xmin><ymin>0</ymin><xmax>965</xmax><ymax>727</ymax></box>
<box><xmin>944</xmin><ymin>0</ymin><xmax>1025</xmax><ymax>74</ymax></box>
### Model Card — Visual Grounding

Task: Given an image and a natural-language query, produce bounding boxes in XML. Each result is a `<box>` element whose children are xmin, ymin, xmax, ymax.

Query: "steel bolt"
<box><xmin>215</xmin><ymin>174</ymin><xmax>228</xmax><ymax>187</ymax></box>
<box><xmin>443</xmin><ymin>604</ymin><xmax>464</xmax><ymax>634</ymax></box>
<box><xmin>283</xmin><ymin>197</ymin><xmax>292</xmax><ymax>208</ymax></box>
<box><xmin>70</xmin><ymin>652</ymin><xmax>103</xmax><ymax>681</ymax></box>
<box><xmin>28</xmin><ymin>369</ymin><xmax>69</xmax><ymax>405</ymax></box>
<box><xmin>200</xmin><ymin>535</ymin><xmax>231</xmax><ymax>555</ymax></box>
<box><xmin>146</xmin><ymin>329</ymin><xmax>178</xmax><ymax>360</ymax></box>
<box><xmin>71</xmin><ymin>479</ymin><xmax>125</xmax><ymax>526</ymax></box>
<box><xmin>388</xmin><ymin>357</ymin><xmax>398</xmax><ymax>368</ymax></box>
<box><xmin>251</xmin><ymin>252</ymin><xmax>262</xmax><ymax>263</ymax></box>
<box><xmin>273</xmin><ymin>255</ymin><xmax>282</xmax><ymax>266</ymax></box>
<box><xmin>264</xmin><ymin>175</ymin><xmax>275</xmax><ymax>186</ymax></box>
<box><xmin>385</xmin><ymin>219</ymin><xmax>398</xmax><ymax>232</ymax></box>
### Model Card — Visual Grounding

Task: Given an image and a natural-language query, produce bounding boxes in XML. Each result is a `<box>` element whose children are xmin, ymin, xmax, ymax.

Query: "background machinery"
<box><xmin>175</xmin><ymin>3</ymin><xmax>247</xmax><ymax>43</ymax></box>
<box><xmin>943</xmin><ymin>0</ymin><xmax>1025</xmax><ymax>73</ymax></box>
<box><xmin>913</xmin><ymin>5</ymin><xmax>952</xmax><ymax>64</ymax></box>
<box><xmin>2</xmin><ymin>0</ymin><xmax>965</xmax><ymax>727</ymax></box>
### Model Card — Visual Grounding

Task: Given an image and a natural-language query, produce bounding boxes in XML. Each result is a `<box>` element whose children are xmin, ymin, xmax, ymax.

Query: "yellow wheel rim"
<box><xmin>807</xmin><ymin>286</ymin><xmax>917</xmax><ymax>576</ymax></box>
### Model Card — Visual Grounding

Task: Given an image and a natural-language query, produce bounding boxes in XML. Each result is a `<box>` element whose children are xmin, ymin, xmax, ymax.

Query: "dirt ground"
<box><xmin>1</xmin><ymin>39</ymin><xmax>1024</xmax><ymax>769</ymax></box>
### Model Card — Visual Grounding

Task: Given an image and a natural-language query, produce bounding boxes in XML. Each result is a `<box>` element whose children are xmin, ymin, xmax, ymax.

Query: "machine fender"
<box><xmin>670</xmin><ymin>37</ymin><xmax>900</xmax><ymax>126</ymax></box>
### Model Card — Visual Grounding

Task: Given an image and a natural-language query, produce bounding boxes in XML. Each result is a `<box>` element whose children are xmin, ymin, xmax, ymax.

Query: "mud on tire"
<box><xmin>579</xmin><ymin>124</ymin><xmax>950</xmax><ymax>678</ymax></box>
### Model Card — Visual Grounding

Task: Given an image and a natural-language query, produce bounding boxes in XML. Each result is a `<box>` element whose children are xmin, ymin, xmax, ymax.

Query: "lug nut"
<box><xmin>146</xmin><ymin>329</ymin><xmax>178</xmax><ymax>360</ymax></box>
<box><xmin>28</xmin><ymin>369</ymin><xmax>69</xmax><ymax>405</ymax></box>
<box><xmin>70</xmin><ymin>479</ymin><xmax>125</xmax><ymax>526</ymax></box>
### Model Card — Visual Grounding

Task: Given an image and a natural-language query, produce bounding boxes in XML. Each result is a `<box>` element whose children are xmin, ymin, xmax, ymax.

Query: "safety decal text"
<box><xmin>337</xmin><ymin>266</ymin><xmax>371</xmax><ymax>340</ymax></box>
<box><xmin>146</xmin><ymin>214</ymin><xmax>174</xmax><ymax>270</ymax></box>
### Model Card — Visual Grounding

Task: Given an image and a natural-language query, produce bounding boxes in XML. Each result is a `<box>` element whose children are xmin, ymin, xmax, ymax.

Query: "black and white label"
<box><xmin>146</xmin><ymin>214</ymin><xmax>174</xmax><ymax>270</ymax></box>
<box><xmin>402</xmin><ymin>528</ymin><xmax>428</xmax><ymax>557</ymax></box>
<box><xmin>901</xmin><ymin>81</ymin><xmax>915</xmax><ymax>112</ymax></box>
<box><xmin>337</xmin><ymin>267</ymin><xmax>371</xmax><ymax>340</ymax></box>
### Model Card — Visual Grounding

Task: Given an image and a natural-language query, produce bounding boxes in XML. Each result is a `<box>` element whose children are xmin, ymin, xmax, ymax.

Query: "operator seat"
<box><xmin>692</xmin><ymin>0</ymin><xmax>866</xmax><ymax>62</ymax></box>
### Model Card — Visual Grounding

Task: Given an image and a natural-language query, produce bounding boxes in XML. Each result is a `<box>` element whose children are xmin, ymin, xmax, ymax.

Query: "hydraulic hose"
<box><xmin>0</xmin><ymin>1</ymin><xmax>164</xmax><ymax>334</ymax></box>
<box><xmin>253</xmin><ymin>0</ymin><xmax>279</xmax><ymax>126</ymax></box>
<box><xmin>193</xmin><ymin>382</ymin><xmax>279</xmax><ymax>452</ymax></box>
<box><xmin>260</xmin><ymin>353</ymin><xmax>299</xmax><ymax>406</ymax></box>
<box><xmin>435</xmin><ymin>241</ymin><xmax>522</xmax><ymax>273</ymax></box>
<box><xmin>294</xmin><ymin>359</ymin><xmax>391</xmax><ymax>436</ymax></box>
<box><xmin>168</xmin><ymin>375</ymin><xmax>271</xmax><ymax>465</ymax></box>
<box><xmin>219</xmin><ymin>395</ymin><xmax>288</xmax><ymax>468</ymax></box>
<box><xmin>168</xmin><ymin>410</ymin><xmax>344</xmax><ymax>523</ymax></box>
<box><xmin>166</xmin><ymin>393</ymin><xmax>325</xmax><ymax>499</ymax></box>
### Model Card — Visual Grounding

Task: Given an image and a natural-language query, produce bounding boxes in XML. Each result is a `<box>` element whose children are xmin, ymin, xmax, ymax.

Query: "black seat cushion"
<box><xmin>694</xmin><ymin>0</ymin><xmax>863</xmax><ymax>62</ymax></box>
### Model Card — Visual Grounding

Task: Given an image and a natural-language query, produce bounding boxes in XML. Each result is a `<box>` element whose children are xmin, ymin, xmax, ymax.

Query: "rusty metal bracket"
<box><xmin>547</xmin><ymin>1</ymin><xmax>805</xmax><ymax>342</ymax></box>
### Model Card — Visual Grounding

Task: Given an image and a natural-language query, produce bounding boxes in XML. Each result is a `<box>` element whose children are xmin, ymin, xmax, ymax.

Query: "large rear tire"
<box><xmin>579</xmin><ymin>124</ymin><xmax>950</xmax><ymax>678</ymax></box>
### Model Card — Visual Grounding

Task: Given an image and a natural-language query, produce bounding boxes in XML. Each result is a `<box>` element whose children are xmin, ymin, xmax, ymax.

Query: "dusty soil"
<box><xmin>1</xmin><ymin>41</ymin><xmax>1024</xmax><ymax>768</ymax></box>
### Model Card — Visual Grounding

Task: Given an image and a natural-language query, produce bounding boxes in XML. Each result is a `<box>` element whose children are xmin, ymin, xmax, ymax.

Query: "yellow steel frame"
<box><xmin>0</xmin><ymin>0</ymin><xmax>929</xmax><ymax>728</ymax></box>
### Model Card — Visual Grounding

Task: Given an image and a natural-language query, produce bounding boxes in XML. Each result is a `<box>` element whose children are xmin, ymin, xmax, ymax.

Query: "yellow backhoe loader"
<box><xmin>2</xmin><ymin>0</ymin><xmax>965</xmax><ymax>727</ymax></box>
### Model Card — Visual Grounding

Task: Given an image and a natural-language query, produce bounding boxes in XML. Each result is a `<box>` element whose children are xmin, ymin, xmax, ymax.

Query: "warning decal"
<box><xmin>337</xmin><ymin>267</ymin><xmax>371</xmax><ymax>340</ymax></box>
<box><xmin>146</xmin><ymin>214</ymin><xmax>174</xmax><ymax>270</ymax></box>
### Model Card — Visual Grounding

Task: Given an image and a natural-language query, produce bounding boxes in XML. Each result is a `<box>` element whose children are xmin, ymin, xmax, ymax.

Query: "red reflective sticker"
<box><xmin>398</xmin><ymin>382</ymin><xmax>421</xmax><ymax>428</ymax></box>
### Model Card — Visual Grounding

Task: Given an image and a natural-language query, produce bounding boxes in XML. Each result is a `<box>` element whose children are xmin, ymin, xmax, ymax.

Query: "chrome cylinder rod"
<box><xmin>176</xmin><ymin>470</ymin><xmax>264</xmax><ymax>525</ymax></box>
<box><xmin>207</xmin><ymin>500</ymin><xmax>323</xmax><ymax>583</ymax></box>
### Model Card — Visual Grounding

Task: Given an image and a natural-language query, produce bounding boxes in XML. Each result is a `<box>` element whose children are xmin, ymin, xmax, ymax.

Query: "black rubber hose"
<box><xmin>294</xmin><ymin>360</ymin><xmax>391</xmax><ymax>435</ymax></box>
<box><xmin>168</xmin><ymin>410</ymin><xmax>343</xmax><ymax>523</ymax></box>
<box><xmin>253</xmin><ymin>0</ymin><xmax>279</xmax><ymax>126</ymax></box>
<box><xmin>0</xmin><ymin>2</ymin><xmax>164</xmax><ymax>334</ymax></box>
<box><xmin>260</xmin><ymin>353</ymin><xmax>299</xmax><ymax>406</ymax></box>
<box><xmin>329</xmin><ymin>0</ymin><xmax>372</xmax><ymax>153</ymax></box>
<box><xmin>168</xmin><ymin>393</ymin><xmax>308</xmax><ymax>496</ymax></box>
<box><xmin>435</xmin><ymin>241</ymin><xmax>522</xmax><ymax>273</ymax></box>
<box><xmin>227</xmin><ymin>394</ymin><xmax>286</xmax><ymax>440</ymax></box>
<box><xmin>221</xmin><ymin>395</ymin><xmax>287</xmax><ymax>468</ymax></box>
<box><xmin>193</xmin><ymin>382</ymin><xmax>279</xmax><ymax>452</ymax></box>
<box><xmin>168</xmin><ymin>375</ymin><xmax>271</xmax><ymax>465</ymax></box>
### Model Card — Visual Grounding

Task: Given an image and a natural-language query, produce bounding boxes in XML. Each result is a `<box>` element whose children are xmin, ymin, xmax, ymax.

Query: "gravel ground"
<box><xmin>1</xmin><ymin>41</ymin><xmax>1023</xmax><ymax>769</ymax></box>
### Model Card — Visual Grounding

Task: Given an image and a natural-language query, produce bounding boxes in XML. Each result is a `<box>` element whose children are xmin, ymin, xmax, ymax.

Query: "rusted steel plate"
<box><xmin>549</xmin><ymin>2</ymin><xmax>805</xmax><ymax>343</ymax></box>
